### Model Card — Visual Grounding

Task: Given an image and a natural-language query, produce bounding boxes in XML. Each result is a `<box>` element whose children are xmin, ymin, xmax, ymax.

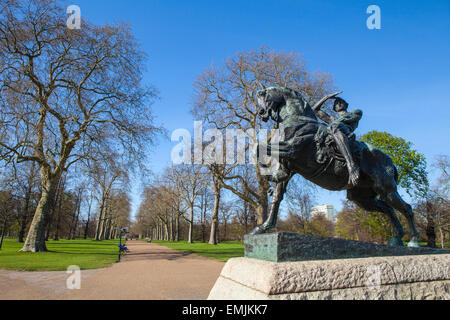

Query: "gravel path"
<box><xmin>0</xmin><ymin>240</ymin><xmax>224</xmax><ymax>300</ymax></box>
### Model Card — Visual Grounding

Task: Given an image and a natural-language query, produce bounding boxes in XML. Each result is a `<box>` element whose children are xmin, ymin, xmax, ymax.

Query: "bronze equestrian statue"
<box><xmin>250</xmin><ymin>86</ymin><xmax>420</xmax><ymax>248</ymax></box>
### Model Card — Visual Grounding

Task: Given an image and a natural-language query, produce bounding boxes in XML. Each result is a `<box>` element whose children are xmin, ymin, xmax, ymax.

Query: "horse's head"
<box><xmin>256</xmin><ymin>86</ymin><xmax>317</xmax><ymax>122</ymax></box>
<box><xmin>256</xmin><ymin>87</ymin><xmax>287</xmax><ymax>122</ymax></box>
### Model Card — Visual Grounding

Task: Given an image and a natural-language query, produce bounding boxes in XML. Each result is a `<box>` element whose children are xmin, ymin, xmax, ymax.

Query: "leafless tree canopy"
<box><xmin>192</xmin><ymin>46</ymin><xmax>335</xmax><ymax>131</ymax></box>
<box><xmin>191</xmin><ymin>47</ymin><xmax>335</xmax><ymax>223</ymax></box>
<box><xmin>0</xmin><ymin>0</ymin><xmax>159</xmax><ymax>172</ymax></box>
<box><xmin>0</xmin><ymin>0</ymin><xmax>160</xmax><ymax>251</ymax></box>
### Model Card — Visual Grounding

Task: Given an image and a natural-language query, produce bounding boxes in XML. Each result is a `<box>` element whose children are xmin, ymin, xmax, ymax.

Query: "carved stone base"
<box><xmin>208</xmin><ymin>255</ymin><xmax>450</xmax><ymax>300</ymax></box>
<box><xmin>208</xmin><ymin>233</ymin><xmax>450</xmax><ymax>300</ymax></box>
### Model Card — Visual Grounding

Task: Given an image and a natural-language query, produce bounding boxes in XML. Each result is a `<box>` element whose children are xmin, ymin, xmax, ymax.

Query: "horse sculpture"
<box><xmin>250</xmin><ymin>86</ymin><xmax>420</xmax><ymax>247</ymax></box>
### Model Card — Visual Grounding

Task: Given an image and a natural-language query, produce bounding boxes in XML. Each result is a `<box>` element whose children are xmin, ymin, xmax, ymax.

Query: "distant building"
<box><xmin>311</xmin><ymin>205</ymin><xmax>336</xmax><ymax>222</ymax></box>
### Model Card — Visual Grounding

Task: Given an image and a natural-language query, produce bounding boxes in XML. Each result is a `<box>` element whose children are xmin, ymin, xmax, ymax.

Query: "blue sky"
<box><xmin>68</xmin><ymin>0</ymin><xmax>450</xmax><ymax>218</ymax></box>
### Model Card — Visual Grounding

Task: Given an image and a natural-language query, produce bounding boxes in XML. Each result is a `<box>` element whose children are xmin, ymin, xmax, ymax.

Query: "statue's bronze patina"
<box><xmin>251</xmin><ymin>87</ymin><xmax>419</xmax><ymax>247</ymax></box>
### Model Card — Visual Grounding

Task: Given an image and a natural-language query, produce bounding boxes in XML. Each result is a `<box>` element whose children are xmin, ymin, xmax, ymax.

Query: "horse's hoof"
<box><xmin>249</xmin><ymin>226</ymin><xmax>265</xmax><ymax>236</ymax></box>
<box><xmin>407</xmin><ymin>240</ymin><xmax>420</xmax><ymax>248</ymax></box>
<box><xmin>389</xmin><ymin>237</ymin><xmax>404</xmax><ymax>246</ymax></box>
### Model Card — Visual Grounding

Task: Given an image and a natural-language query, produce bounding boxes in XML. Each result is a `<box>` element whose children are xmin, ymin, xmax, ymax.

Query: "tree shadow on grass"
<box><xmin>45</xmin><ymin>250</ymin><xmax>117</xmax><ymax>256</ymax></box>
<box><xmin>47</xmin><ymin>242</ymin><xmax>118</xmax><ymax>246</ymax></box>
<box><xmin>123</xmin><ymin>251</ymin><xmax>192</xmax><ymax>261</ymax></box>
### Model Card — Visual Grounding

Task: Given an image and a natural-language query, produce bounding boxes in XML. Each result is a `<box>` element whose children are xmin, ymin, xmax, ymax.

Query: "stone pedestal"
<box><xmin>244</xmin><ymin>232</ymin><xmax>450</xmax><ymax>262</ymax></box>
<box><xmin>208</xmin><ymin>233</ymin><xmax>450</xmax><ymax>300</ymax></box>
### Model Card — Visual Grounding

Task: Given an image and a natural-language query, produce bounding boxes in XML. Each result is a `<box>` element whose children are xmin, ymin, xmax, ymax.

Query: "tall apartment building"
<box><xmin>310</xmin><ymin>205</ymin><xmax>336</xmax><ymax>222</ymax></box>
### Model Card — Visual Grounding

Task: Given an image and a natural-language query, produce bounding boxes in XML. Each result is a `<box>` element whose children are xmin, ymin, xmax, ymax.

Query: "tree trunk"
<box><xmin>169</xmin><ymin>215</ymin><xmax>174</xmax><ymax>241</ymax></box>
<box><xmin>94</xmin><ymin>213</ymin><xmax>103</xmax><ymax>241</ymax></box>
<box><xmin>223</xmin><ymin>219</ymin><xmax>227</xmax><ymax>241</ymax></box>
<box><xmin>53</xmin><ymin>178</ymin><xmax>66</xmax><ymax>241</ymax></box>
<box><xmin>18</xmin><ymin>213</ymin><xmax>27</xmax><ymax>243</ymax></box>
<box><xmin>164</xmin><ymin>222</ymin><xmax>169</xmax><ymax>241</ymax></box>
<box><xmin>99</xmin><ymin>218</ymin><xmax>106</xmax><ymax>241</ymax></box>
<box><xmin>99</xmin><ymin>203</ymin><xmax>110</xmax><ymax>241</ymax></box>
<box><xmin>243</xmin><ymin>199</ymin><xmax>249</xmax><ymax>235</ymax></box>
<box><xmin>95</xmin><ymin>193</ymin><xmax>107</xmax><ymax>241</ymax></box>
<box><xmin>157</xmin><ymin>223</ymin><xmax>161</xmax><ymax>240</ymax></box>
<box><xmin>45</xmin><ymin>205</ymin><xmax>54</xmax><ymax>241</ymax></box>
<box><xmin>200</xmin><ymin>193</ymin><xmax>206</xmax><ymax>243</ymax></box>
<box><xmin>84</xmin><ymin>212</ymin><xmax>91</xmax><ymax>239</ymax></box>
<box><xmin>175</xmin><ymin>214</ymin><xmax>180</xmax><ymax>242</ymax></box>
<box><xmin>108</xmin><ymin>222</ymin><xmax>114</xmax><ymax>240</ymax></box>
<box><xmin>188</xmin><ymin>205</ymin><xmax>194</xmax><ymax>244</ymax></box>
<box><xmin>104</xmin><ymin>218</ymin><xmax>111</xmax><ymax>240</ymax></box>
<box><xmin>18</xmin><ymin>163</ymin><xmax>37</xmax><ymax>243</ymax></box>
<box><xmin>156</xmin><ymin>224</ymin><xmax>159</xmax><ymax>240</ymax></box>
<box><xmin>256</xmin><ymin>202</ymin><xmax>268</xmax><ymax>225</ymax></box>
<box><xmin>18</xmin><ymin>186</ymin><xmax>32</xmax><ymax>243</ymax></box>
<box><xmin>209</xmin><ymin>188</ymin><xmax>221</xmax><ymax>245</ymax></box>
<box><xmin>53</xmin><ymin>188</ymin><xmax>64</xmax><ymax>241</ymax></box>
<box><xmin>0</xmin><ymin>218</ymin><xmax>7</xmax><ymax>250</ymax></box>
<box><xmin>255</xmin><ymin>174</ymin><xmax>269</xmax><ymax>225</ymax></box>
<box><xmin>46</xmin><ymin>178</ymin><xmax>63</xmax><ymax>241</ymax></box>
<box><xmin>69</xmin><ymin>193</ymin><xmax>81</xmax><ymax>240</ymax></box>
<box><xmin>250</xmin><ymin>206</ymin><xmax>257</xmax><ymax>229</ymax></box>
<box><xmin>73</xmin><ymin>195</ymin><xmax>82</xmax><ymax>239</ymax></box>
<box><xmin>426</xmin><ymin>201</ymin><xmax>436</xmax><ymax>248</ymax></box>
<box><xmin>439</xmin><ymin>226</ymin><xmax>445</xmax><ymax>249</ymax></box>
<box><xmin>21</xmin><ymin>177</ymin><xmax>59</xmax><ymax>252</ymax></box>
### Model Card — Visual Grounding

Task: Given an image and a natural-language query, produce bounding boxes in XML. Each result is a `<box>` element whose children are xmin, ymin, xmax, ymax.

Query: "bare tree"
<box><xmin>90</xmin><ymin>161</ymin><xmax>127</xmax><ymax>241</ymax></box>
<box><xmin>138</xmin><ymin>182</ymin><xmax>182</xmax><ymax>242</ymax></box>
<box><xmin>167</xmin><ymin>165</ymin><xmax>205</xmax><ymax>243</ymax></box>
<box><xmin>433</xmin><ymin>155</ymin><xmax>450</xmax><ymax>248</ymax></box>
<box><xmin>285</xmin><ymin>175</ymin><xmax>317</xmax><ymax>221</ymax></box>
<box><xmin>191</xmin><ymin>47</ymin><xmax>335</xmax><ymax>224</ymax></box>
<box><xmin>197</xmin><ymin>185</ymin><xmax>213</xmax><ymax>242</ymax></box>
<box><xmin>0</xmin><ymin>161</ymin><xmax>40</xmax><ymax>242</ymax></box>
<box><xmin>0</xmin><ymin>190</ymin><xmax>15</xmax><ymax>249</ymax></box>
<box><xmin>414</xmin><ymin>155</ymin><xmax>450</xmax><ymax>248</ymax></box>
<box><xmin>67</xmin><ymin>183</ymin><xmax>84</xmax><ymax>239</ymax></box>
<box><xmin>219</xmin><ymin>201</ymin><xmax>234</xmax><ymax>242</ymax></box>
<box><xmin>83</xmin><ymin>188</ymin><xmax>95</xmax><ymax>239</ymax></box>
<box><xmin>103</xmin><ymin>190</ymin><xmax>131</xmax><ymax>240</ymax></box>
<box><xmin>205</xmin><ymin>164</ymin><xmax>223</xmax><ymax>244</ymax></box>
<box><xmin>435</xmin><ymin>155</ymin><xmax>449</xmax><ymax>188</ymax></box>
<box><xmin>0</xmin><ymin>0</ymin><xmax>159</xmax><ymax>251</ymax></box>
<box><xmin>51</xmin><ymin>173</ymin><xmax>66</xmax><ymax>241</ymax></box>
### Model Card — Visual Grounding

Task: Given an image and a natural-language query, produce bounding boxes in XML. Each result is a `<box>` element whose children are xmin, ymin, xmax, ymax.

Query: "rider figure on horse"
<box><xmin>313</xmin><ymin>94</ymin><xmax>363</xmax><ymax>188</ymax></box>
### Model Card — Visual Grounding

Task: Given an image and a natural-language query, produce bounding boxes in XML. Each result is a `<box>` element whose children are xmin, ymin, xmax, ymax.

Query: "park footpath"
<box><xmin>0</xmin><ymin>240</ymin><xmax>224</xmax><ymax>300</ymax></box>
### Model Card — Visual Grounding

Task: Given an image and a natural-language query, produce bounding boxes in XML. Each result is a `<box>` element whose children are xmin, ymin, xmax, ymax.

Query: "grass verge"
<box><xmin>0</xmin><ymin>238</ymin><xmax>122</xmax><ymax>271</ymax></box>
<box><xmin>152</xmin><ymin>240</ymin><xmax>244</xmax><ymax>262</ymax></box>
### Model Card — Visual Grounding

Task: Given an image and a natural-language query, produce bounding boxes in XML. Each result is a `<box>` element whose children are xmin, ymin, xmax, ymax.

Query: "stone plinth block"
<box><xmin>208</xmin><ymin>254</ymin><xmax>450</xmax><ymax>300</ymax></box>
<box><xmin>209</xmin><ymin>233</ymin><xmax>450</xmax><ymax>300</ymax></box>
<box><xmin>244</xmin><ymin>232</ymin><xmax>450</xmax><ymax>262</ymax></box>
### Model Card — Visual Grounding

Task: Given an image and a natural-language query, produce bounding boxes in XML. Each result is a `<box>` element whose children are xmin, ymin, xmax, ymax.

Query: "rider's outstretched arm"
<box><xmin>312</xmin><ymin>91</ymin><xmax>343</xmax><ymax>112</ymax></box>
<box><xmin>316</xmin><ymin>110</ymin><xmax>333</xmax><ymax>124</ymax></box>
<box><xmin>312</xmin><ymin>91</ymin><xmax>343</xmax><ymax>124</ymax></box>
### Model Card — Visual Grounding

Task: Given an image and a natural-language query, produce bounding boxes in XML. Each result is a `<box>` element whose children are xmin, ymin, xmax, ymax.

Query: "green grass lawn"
<box><xmin>0</xmin><ymin>238</ymin><xmax>123</xmax><ymax>271</ymax></box>
<box><xmin>152</xmin><ymin>240</ymin><xmax>244</xmax><ymax>262</ymax></box>
<box><xmin>418</xmin><ymin>242</ymin><xmax>450</xmax><ymax>249</ymax></box>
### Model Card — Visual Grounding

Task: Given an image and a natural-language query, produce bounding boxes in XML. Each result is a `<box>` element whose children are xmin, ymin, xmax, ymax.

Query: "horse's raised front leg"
<box><xmin>250</xmin><ymin>178</ymin><xmax>290</xmax><ymax>235</ymax></box>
